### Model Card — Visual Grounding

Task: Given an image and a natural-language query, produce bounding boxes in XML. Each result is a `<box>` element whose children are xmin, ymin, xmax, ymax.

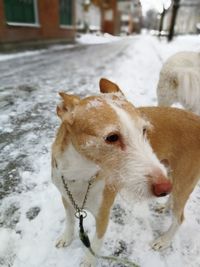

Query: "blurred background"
<box><xmin>0</xmin><ymin>0</ymin><xmax>200</xmax><ymax>51</ymax></box>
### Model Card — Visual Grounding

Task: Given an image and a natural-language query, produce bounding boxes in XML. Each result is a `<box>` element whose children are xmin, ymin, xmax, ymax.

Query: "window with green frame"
<box><xmin>59</xmin><ymin>0</ymin><xmax>73</xmax><ymax>26</ymax></box>
<box><xmin>4</xmin><ymin>0</ymin><xmax>36</xmax><ymax>24</ymax></box>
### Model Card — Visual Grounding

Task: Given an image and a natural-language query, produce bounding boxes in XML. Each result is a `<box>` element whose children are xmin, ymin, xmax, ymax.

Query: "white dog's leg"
<box><xmin>56</xmin><ymin>197</ymin><xmax>75</xmax><ymax>248</ymax></box>
<box><xmin>80</xmin><ymin>234</ymin><xmax>103</xmax><ymax>267</ymax></box>
<box><xmin>151</xmin><ymin>214</ymin><xmax>180</xmax><ymax>251</ymax></box>
<box><xmin>80</xmin><ymin>216</ymin><xmax>107</xmax><ymax>267</ymax></box>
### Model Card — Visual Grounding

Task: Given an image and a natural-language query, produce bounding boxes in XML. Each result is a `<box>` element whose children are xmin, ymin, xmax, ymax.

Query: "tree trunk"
<box><xmin>168</xmin><ymin>0</ymin><xmax>180</xmax><ymax>42</ymax></box>
<box><xmin>159</xmin><ymin>7</ymin><xmax>166</xmax><ymax>38</ymax></box>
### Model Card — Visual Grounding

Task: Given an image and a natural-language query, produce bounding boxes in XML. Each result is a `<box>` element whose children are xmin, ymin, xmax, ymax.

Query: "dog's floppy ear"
<box><xmin>57</xmin><ymin>92</ymin><xmax>80</xmax><ymax>123</ymax></box>
<box><xmin>99</xmin><ymin>78</ymin><xmax>124</xmax><ymax>95</ymax></box>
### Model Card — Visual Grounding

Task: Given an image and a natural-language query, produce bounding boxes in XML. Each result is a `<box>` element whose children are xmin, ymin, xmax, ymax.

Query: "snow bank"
<box><xmin>0</xmin><ymin>51</ymin><xmax>43</xmax><ymax>62</ymax></box>
<box><xmin>0</xmin><ymin>44</ymin><xmax>75</xmax><ymax>62</ymax></box>
<box><xmin>76</xmin><ymin>33</ymin><xmax>121</xmax><ymax>44</ymax></box>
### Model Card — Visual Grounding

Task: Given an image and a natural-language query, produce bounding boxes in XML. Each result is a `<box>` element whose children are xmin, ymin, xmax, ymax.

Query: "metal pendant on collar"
<box><xmin>61</xmin><ymin>174</ymin><xmax>96</xmax><ymax>219</ymax></box>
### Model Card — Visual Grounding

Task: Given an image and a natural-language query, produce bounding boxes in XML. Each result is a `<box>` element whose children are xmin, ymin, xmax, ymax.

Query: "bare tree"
<box><xmin>158</xmin><ymin>5</ymin><xmax>166</xmax><ymax>37</ymax></box>
<box><xmin>168</xmin><ymin>0</ymin><xmax>181</xmax><ymax>41</ymax></box>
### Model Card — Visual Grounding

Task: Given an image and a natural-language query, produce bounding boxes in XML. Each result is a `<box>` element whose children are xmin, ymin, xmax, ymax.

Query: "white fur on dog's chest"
<box><xmin>52</xmin><ymin>143</ymin><xmax>104</xmax><ymax>216</ymax></box>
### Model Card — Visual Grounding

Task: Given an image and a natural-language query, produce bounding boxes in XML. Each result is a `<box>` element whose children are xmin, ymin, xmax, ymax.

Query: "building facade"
<box><xmin>163</xmin><ymin>0</ymin><xmax>200</xmax><ymax>35</ymax></box>
<box><xmin>176</xmin><ymin>0</ymin><xmax>200</xmax><ymax>34</ymax></box>
<box><xmin>0</xmin><ymin>0</ymin><xmax>76</xmax><ymax>50</ymax></box>
<box><xmin>118</xmin><ymin>0</ymin><xmax>142</xmax><ymax>34</ymax></box>
<box><xmin>92</xmin><ymin>0</ymin><xmax>142</xmax><ymax>35</ymax></box>
<box><xmin>76</xmin><ymin>0</ymin><xmax>101</xmax><ymax>32</ymax></box>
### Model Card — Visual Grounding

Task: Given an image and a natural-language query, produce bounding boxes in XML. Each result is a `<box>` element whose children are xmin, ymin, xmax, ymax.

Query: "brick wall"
<box><xmin>0</xmin><ymin>0</ymin><xmax>76</xmax><ymax>49</ymax></box>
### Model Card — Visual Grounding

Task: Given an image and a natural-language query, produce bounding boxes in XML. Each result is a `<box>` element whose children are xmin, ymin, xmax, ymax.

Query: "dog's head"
<box><xmin>57</xmin><ymin>78</ymin><xmax>172</xmax><ymax>199</ymax></box>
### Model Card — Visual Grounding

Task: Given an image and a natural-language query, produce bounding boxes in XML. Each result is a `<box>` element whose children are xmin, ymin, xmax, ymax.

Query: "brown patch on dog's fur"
<box><xmin>52</xmin><ymin>122</ymin><xmax>70</xmax><ymax>155</ymax></box>
<box><xmin>138</xmin><ymin>106</ymin><xmax>200</xmax><ymax>219</ymax></box>
<box><xmin>96</xmin><ymin>185</ymin><xmax>117</xmax><ymax>239</ymax></box>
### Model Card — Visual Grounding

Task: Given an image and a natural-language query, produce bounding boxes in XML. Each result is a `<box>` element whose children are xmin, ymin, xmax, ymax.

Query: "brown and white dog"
<box><xmin>52</xmin><ymin>78</ymin><xmax>200</xmax><ymax>266</ymax></box>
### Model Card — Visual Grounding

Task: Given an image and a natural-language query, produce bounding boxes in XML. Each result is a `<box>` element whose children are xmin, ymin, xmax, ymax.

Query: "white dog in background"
<box><xmin>157</xmin><ymin>51</ymin><xmax>200</xmax><ymax>114</ymax></box>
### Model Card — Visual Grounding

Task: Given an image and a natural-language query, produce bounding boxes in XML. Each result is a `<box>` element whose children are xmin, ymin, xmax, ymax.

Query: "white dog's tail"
<box><xmin>157</xmin><ymin>51</ymin><xmax>200</xmax><ymax>113</ymax></box>
<box><xmin>177</xmin><ymin>68</ymin><xmax>200</xmax><ymax>113</ymax></box>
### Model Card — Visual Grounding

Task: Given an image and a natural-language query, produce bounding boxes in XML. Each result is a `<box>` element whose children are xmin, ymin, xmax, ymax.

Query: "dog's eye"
<box><xmin>143</xmin><ymin>127</ymin><xmax>147</xmax><ymax>136</ymax></box>
<box><xmin>105</xmin><ymin>133</ymin><xmax>119</xmax><ymax>143</ymax></box>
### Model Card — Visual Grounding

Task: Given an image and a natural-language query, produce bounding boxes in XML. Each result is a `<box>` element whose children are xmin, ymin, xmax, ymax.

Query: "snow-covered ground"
<box><xmin>76</xmin><ymin>33</ymin><xmax>121</xmax><ymax>44</ymax></box>
<box><xmin>0</xmin><ymin>33</ymin><xmax>200</xmax><ymax>267</ymax></box>
<box><xmin>0</xmin><ymin>44</ymin><xmax>76</xmax><ymax>62</ymax></box>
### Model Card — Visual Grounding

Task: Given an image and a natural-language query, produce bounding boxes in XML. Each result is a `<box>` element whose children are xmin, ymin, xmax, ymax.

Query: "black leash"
<box><xmin>79</xmin><ymin>214</ymin><xmax>139</xmax><ymax>267</ymax></box>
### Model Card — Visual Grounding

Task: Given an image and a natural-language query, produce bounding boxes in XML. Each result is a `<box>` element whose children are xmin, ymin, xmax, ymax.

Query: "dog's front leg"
<box><xmin>81</xmin><ymin>187</ymin><xmax>116</xmax><ymax>267</ymax></box>
<box><xmin>56</xmin><ymin>197</ymin><xmax>75</xmax><ymax>248</ymax></box>
<box><xmin>151</xmin><ymin>214</ymin><xmax>180</xmax><ymax>251</ymax></box>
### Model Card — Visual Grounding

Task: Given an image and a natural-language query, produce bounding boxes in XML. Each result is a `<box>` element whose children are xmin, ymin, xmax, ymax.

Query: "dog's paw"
<box><xmin>55</xmin><ymin>232</ymin><xmax>73</xmax><ymax>248</ymax></box>
<box><xmin>151</xmin><ymin>236</ymin><xmax>171</xmax><ymax>251</ymax></box>
<box><xmin>154</xmin><ymin>204</ymin><xmax>167</xmax><ymax>214</ymax></box>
